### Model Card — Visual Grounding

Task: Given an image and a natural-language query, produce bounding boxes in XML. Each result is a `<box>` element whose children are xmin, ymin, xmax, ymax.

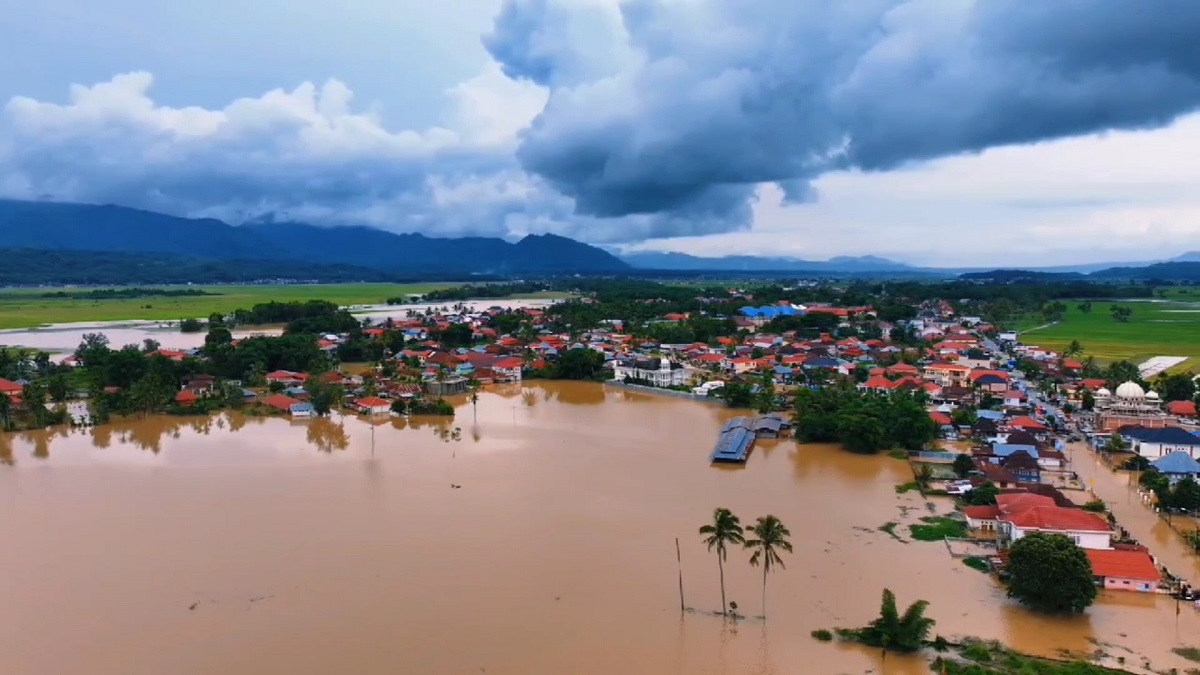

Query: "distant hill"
<box><xmin>957</xmin><ymin>269</ymin><xmax>1086</xmax><ymax>282</ymax></box>
<box><xmin>621</xmin><ymin>251</ymin><xmax>917</xmax><ymax>272</ymax></box>
<box><xmin>0</xmin><ymin>200</ymin><xmax>628</xmax><ymax>275</ymax></box>
<box><xmin>1090</xmin><ymin>261</ymin><xmax>1200</xmax><ymax>281</ymax></box>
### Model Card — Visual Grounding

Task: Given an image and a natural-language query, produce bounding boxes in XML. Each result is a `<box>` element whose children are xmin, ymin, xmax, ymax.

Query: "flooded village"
<box><xmin>3</xmin><ymin>282</ymin><xmax>1200</xmax><ymax>674</ymax></box>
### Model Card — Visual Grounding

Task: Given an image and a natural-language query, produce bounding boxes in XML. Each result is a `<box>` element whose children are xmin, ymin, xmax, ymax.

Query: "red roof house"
<box><xmin>1084</xmin><ymin>549</ymin><xmax>1160</xmax><ymax>592</ymax></box>
<box><xmin>1167</xmin><ymin>400</ymin><xmax>1198</xmax><ymax>417</ymax></box>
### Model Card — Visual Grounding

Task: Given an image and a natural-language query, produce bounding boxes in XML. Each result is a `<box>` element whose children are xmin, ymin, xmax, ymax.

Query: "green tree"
<box><xmin>698</xmin><ymin>507</ymin><xmax>746</xmax><ymax>617</ymax></box>
<box><xmin>1170</xmin><ymin>477</ymin><xmax>1200</xmax><ymax>512</ymax></box>
<box><xmin>554</xmin><ymin>348</ymin><xmax>605</xmax><ymax>380</ymax></box>
<box><xmin>745</xmin><ymin>515</ymin><xmax>792</xmax><ymax>618</ymax></box>
<box><xmin>962</xmin><ymin>481</ymin><xmax>999</xmax><ymax>506</ymax></box>
<box><xmin>952</xmin><ymin>453</ymin><xmax>976</xmax><ymax>479</ymax></box>
<box><xmin>859</xmin><ymin>589</ymin><xmax>936</xmax><ymax>653</ymax></box>
<box><xmin>1156</xmin><ymin>371</ymin><xmax>1196</xmax><ymax>403</ymax></box>
<box><xmin>720</xmin><ymin>381</ymin><xmax>754</xmax><ymax>408</ymax></box>
<box><xmin>46</xmin><ymin>373</ymin><xmax>70</xmax><ymax>403</ymax></box>
<box><xmin>1006</xmin><ymin>533</ymin><xmax>1096</xmax><ymax>614</ymax></box>
<box><xmin>914</xmin><ymin>463</ymin><xmax>935</xmax><ymax>489</ymax></box>
<box><xmin>1064</xmin><ymin>340</ymin><xmax>1084</xmax><ymax>358</ymax></box>
<box><xmin>1109</xmin><ymin>305</ymin><xmax>1133</xmax><ymax>323</ymax></box>
<box><xmin>1077</xmin><ymin>300</ymin><xmax>1093</xmax><ymax>314</ymax></box>
<box><xmin>0</xmin><ymin>392</ymin><xmax>12</xmax><ymax>431</ymax></box>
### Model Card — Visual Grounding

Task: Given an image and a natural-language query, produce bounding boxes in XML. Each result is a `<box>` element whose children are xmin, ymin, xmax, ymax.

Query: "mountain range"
<box><xmin>620</xmin><ymin>249</ymin><xmax>1200</xmax><ymax>274</ymax></box>
<box><xmin>1</xmin><ymin>199</ymin><xmax>1198</xmax><ymax>282</ymax></box>
<box><xmin>0</xmin><ymin>200</ymin><xmax>628</xmax><ymax>275</ymax></box>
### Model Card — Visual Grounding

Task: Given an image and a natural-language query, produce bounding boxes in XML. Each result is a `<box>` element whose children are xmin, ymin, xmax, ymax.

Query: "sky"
<box><xmin>2</xmin><ymin>0</ymin><xmax>1200</xmax><ymax>267</ymax></box>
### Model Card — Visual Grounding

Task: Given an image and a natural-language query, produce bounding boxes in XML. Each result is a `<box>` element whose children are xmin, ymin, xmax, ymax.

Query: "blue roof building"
<box><xmin>1151</xmin><ymin>451</ymin><xmax>1200</xmax><ymax>477</ymax></box>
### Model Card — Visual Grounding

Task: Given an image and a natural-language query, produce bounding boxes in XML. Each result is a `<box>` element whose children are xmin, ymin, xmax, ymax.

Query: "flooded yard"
<box><xmin>2</xmin><ymin>383</ymin><xmax>1199</xmax><ymax>674</ymax></box>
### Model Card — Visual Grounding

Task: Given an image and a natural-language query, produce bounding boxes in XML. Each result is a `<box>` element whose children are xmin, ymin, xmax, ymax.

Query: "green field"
<box><xmin>1015</xmin><ymin>296</ymin><xmax>1200</xmax><ymax>370</ymax></box>
<box><xmin>0</xmin><ymin>283</ymin><xmax>456</xmax><ymax>329</ymax></box>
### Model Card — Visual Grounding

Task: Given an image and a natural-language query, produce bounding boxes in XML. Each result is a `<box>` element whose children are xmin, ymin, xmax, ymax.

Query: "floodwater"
<box><xmin>2</xmin><ymin>384</ymin><xmax>1198</xmax><ymax>675</ymax></box>
<box><xmin>0</xmin><ymin>299</ymin><xmax>554</xmax><ymax>357</ymax></box>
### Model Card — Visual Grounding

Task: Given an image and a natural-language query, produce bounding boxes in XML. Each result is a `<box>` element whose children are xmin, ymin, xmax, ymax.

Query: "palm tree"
<box><xmin>698</xmin><ymin>508</ymin><xmax>745</xmax><ymax>616</ymax></box>
<box><xmin>744</xmin><ymin>515</ymin><xmax>792</xmax><ymax>618</ymax></box>
<box><xmin>0</xmin><ymin>392</ymin><xmax>11</xmax><ymax>431</ymax></box>
<box><xmin>914</xmin><ymin>463</ymin><xmax>935</xmax><ymax>489</ymax></box>
<box><xmin>1064</xmin><ymin>340</ymin><xmax>1084</xmax><ymax>359</ymax></box>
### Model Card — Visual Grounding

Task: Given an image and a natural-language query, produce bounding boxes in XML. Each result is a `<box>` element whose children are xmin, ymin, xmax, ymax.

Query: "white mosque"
<box><xmin>1094</xmin><ymin>381</ymin><xmax>1167</xmax><ymax>431</ymax></box>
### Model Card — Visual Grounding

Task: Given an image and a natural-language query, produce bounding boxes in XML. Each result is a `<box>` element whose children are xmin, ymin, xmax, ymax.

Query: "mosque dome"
<box><xmin>1095</xmin><ymin>388</ymin><xmax>1111</xmax><ymax>397</ymax></box>
<box><xmin>1115</xmin><ymin>381</ymin><xmax>1145</xmax><ymax>399</ymax></box>
<box><xmin>1146</xmin><ymin>391</ymin><xmax>1161</xmax><ymax>401</ymax></box>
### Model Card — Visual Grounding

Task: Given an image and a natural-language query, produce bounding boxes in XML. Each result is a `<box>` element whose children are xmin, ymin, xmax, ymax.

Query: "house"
<box><xmin>999</xmin><ymin>450</ymin><xmax>1041</xmax><ymax>483</ymax></box>
<box><xmin>264</xmin><ymin>394</ymin><xmax>313</xmax><ymax>417</ymax></box>
<box><xmin>1149</xmin><ymin>451</ymin><xmax>1200</xmax><ymax>484</ymax></box>
<box><xmin>1118</xmin><ymin>425</ymin><xmax>1200</xmax><ymax>459</ymax></box>
<box><xmin>924</xmin><ymin>362</ymin><xmax>971</xmax><ymax>387</ymax></box>
<box><xmin>1084</xmin><ymin>549</ymin><xmax>1160</xmax><ymax>593</ymax></box>
<box><xmin>174</xmin><ymin>390</ymin><xmax>198</xmax><ymax>406</ymax></box>
<box><xmin>266</xmin><ymin>370</ymin><xmax>308</xmax><ymax>386</ymax></box>
<box><xmin>181</xmin><ymin>374</ymin><xmax>216</xmax><ymax>394</ymax></box>
<box><xmin>1168</xmin><ymin>400</ymin><xmax>1198</xmax><ymax>418</ymax></box>
<box><xmin>614</xmin><ymin>356</ymin><xmax>688</xmax><ymax>387</ymax></box>
<box><xmin>995</xmin><ymin>493</ymin><xmax>1112</xmax><ymax>549</ymax></box>
<box><xmin>964</xmin><ymin>505</ymin><xmax>1000</xmax><ymax>532</ymax></box>
<box><xmin>0</xmin><ymin>378</ymin><xmax>23</xmax><ymax>397</ymax></box>
<box><xmin>1002</xmin><ymin>390</ymin><xmax>1028</xmax><ymax>408</ymax></box>
<box><xmin>356</xmin><ymin>396</ymin><xmax>391</xmax><ymax>415</ymax></box>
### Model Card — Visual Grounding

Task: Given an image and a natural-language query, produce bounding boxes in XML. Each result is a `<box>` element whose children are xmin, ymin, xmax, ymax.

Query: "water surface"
<box><xmin>2</xmin><ymin>383</ymin><xmax>1195</xmax><ymax>674</ymax></box>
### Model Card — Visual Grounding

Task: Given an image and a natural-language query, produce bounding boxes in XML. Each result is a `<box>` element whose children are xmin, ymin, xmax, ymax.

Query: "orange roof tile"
<box><xmin>1085</xmin><ymin>549</ymin><xmax>1160</xmax><ymax>582</ymax></box>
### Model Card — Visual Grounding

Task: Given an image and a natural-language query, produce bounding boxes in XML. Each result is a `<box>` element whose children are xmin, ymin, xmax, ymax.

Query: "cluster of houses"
<box><xmin>965</xmin><ymin>492</ymin><xmax>1161</xmax><ymax>592</ymax></box>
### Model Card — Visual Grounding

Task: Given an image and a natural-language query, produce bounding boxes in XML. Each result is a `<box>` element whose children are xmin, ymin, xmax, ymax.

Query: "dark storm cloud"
<box><xmin>485</xmin><ymin>0</ymin><xmax>1200</xmax><ymax>232</ymax></box>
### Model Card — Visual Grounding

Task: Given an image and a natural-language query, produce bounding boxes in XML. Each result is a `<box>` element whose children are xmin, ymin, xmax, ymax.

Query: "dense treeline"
<box><xmin>4</xmin><ymin>287</ymin><xmax>219</xmax><ymax>300</ymax></box>
<box><xmin>793</xmin><ymin>386</ymin><xmax>937</xmax><ymax>454</ymax></box>
<box><xmin>226</xmin><ymin>300</ymin><xmax>360</xmax><ymax>335</ymax></box>
<box><xmin>0</xmin><ymin>249</ymin><xmax>414</xmax><ymax>285</ymax></box>
<box><xmin>395</xmin><ymin>281</ymin><xmax>550</xmax><ymax>303</ymax></box>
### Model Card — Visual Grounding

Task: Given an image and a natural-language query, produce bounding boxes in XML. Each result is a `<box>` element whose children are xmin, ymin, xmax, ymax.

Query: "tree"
<box><xmin>914</xmin><ymin>463</ymin><xmax>935</xmax><ymax>489</ymax></box>
<box><xmin>1109</xmin><ymin>305</ymin><xmax>1133</xmax><ymax>323</ymax></box>
<box><xmin>1105</xmin><ymin>433</ymin><xmax>1128</xmax><ymax>454</ymax></box>
<box><xmin>1170</xmin><ymin>477</ymin><xmax>1200</xmax><ymax>512</ymax></box>
<box><xmin>698</xmin><ymin>507</ymin><xmax>746</xmax><ymax>617</ymax></box>
<box><xmin>1156</xmin><ymin>371</ymin><xmax>1196</xmax><ymax>403</ymax></box>
<box><xmin>745</xmin><ymin>515</ymin><xmax>792</xmax><ymax>618</ymax></box>
<box><xmin>0</xmin><ymin>393</ymin><xmax>11</xmax><ymax>431</ymax></box>
<box><xmin>962</xmin><ymin>481</ymin><xmax>999</xmax><ymax>506</ymax></box>
<box><xmin>180</xmin><ymin>318</ymin><xmax>204</xmax><ymax>333</ymax></box>
<box><xmin>46</xmin><ymin>373</ymin><xmax>70</xmax><ymax>403</ymax></box>
<box><xmin>720</xmin><ymin>380</ymin><xmax>754</xmax><ymax>408</ymax></box>
<box><xmin>952</xmin><ymin>453</ymin><xmax>975</xmax><ymax>478</ymax></box>
<box><xmin>554</xmin><ymin>348</ymin><xmax>605</xmax><ymax>380</ymax></box>
<box><xmin>1077</xmin><ymin>300</ymin><xmax>1093</xmax><ymax>314</ymax></box>
<box><xmin>1064</xmin><ymin>340</ymin><xmax>1084</xmax><ymax>358</ymax></box>
<box><xmin>859</xmin><ymin>589</ymin><xmax>936</xmax><ymax>653</ymax></box>
<box><xmin>1006</xmin><ymin>533</ymin><xmax>1096</xmax><ymax>614</ymax></box>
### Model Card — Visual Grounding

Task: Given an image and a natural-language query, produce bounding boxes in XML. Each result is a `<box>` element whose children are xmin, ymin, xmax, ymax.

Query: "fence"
<box><xmin>914</xmin><ymin>451</ymin><xmax>959</xmax><ymax>463</ymax></box>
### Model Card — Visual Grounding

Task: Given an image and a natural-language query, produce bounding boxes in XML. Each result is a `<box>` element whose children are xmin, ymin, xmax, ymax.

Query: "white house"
<box><xmin>974</xmin><ymin>493</ymin><xmax>1113</xmax><ymax>550</ymax></box>
<box><xmin>614</xmin><ymin>356</ymin><xmax>689</xmax><ymax>387</ymax></box>
<box><xmin>1119</xmin><ymin>425</ymin><xmax>1200</xmax><ymax>459</ymax></box>
<box><xmin>356</xmin><ymin>396</ymin><xmax>392</xmax><ymax>416</ymax></box>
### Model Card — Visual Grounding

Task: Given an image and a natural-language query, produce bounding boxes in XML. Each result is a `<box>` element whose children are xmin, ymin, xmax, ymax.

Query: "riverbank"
<box><xmin>4</xmin><ymin>381</ymin><xmax>1199</xmax><ymax>674</ymax></box>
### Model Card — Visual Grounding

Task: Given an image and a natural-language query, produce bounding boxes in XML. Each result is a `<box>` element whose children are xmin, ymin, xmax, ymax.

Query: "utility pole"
<box><xmin>676</xmin><ymin>537</ymin><xmax>685</xmax><ymax>614</ymax></box>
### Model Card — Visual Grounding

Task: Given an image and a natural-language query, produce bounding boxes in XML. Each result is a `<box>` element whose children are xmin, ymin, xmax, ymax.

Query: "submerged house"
<box><xmin>1084</xmin><ymin>548</ymin><xmax>1160</xmax><ymax>593</ymax></box>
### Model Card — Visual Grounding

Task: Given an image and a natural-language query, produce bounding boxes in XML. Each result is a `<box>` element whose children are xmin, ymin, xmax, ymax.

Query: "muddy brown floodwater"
<box><xmin>3</xmin><ymin>382</ymin><xmax>1199</xmax><ymax>674</ymax></box>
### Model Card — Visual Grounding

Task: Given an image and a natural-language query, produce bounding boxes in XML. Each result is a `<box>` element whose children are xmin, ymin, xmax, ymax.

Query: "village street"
<box><xmin>1067</xmin><ymin>441</ymin><xmax>1200</xmax><ymax>586</ymax></box>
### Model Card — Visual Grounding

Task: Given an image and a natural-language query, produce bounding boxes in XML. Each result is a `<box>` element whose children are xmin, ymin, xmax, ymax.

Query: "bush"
<box><xmin>1081</xmin><ymin>499</ymin><xmax>1107</xmax><ymax>513</ymax></box>
<box><xmin>810</xmin><ymin>629</ymin><xmax>833</xmax><ymax>642</ymax></box>
<box><xmin>909</xmin><ymin>516</ymin><xmax>967</xmax><ymax>541</ymax></box>
<box><xmin>962</xmin><ymin>557</ymin><xmax>989</xmax><ymax>572</ymax></box>
<box><xmin>962</xmin><ymin>642</ymin><xmax>993</xmax><ymax>662</ymax></box>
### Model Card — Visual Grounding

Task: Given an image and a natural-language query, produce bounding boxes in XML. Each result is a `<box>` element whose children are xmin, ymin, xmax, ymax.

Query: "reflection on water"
<box><xmin>2</xmin><ymin>381</ymin><xmax>1197</xmax><ymax>674</ymax></box>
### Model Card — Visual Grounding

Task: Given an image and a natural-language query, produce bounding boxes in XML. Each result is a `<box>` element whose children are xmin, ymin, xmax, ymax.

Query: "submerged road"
<box><xmin>1066</xmin><ymin>441</ymin><xmax>1200</xmax><ymax>585</ymax></box>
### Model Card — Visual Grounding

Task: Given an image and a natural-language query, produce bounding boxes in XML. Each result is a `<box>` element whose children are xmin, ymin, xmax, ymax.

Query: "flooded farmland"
<box><xmin>3</xmin><ymin>382</ymin><xmax>1199</xmax><ymax>674</ymax></box>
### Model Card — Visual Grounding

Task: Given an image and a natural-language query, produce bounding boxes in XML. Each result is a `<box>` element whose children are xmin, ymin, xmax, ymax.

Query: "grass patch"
<box><xmin>935</xmin><ymin>639</ymin><xmax>1132</xmax><ymax>674</ymax></box>
<box><xmin>895</xmin><ymin>481</ymin><xmax>921</xmax><ymax>494</ymax></box>
<box><xmin>909</xmin><ymin>516</ymin><xmax>967</xmax><ymax>541</ymax></box>
<box><xmin>1008</xmin><ymin>298</ymin><xmax>1200</xmax><ymax>367</ymax></box>
<box><xmin>887</xmin><ymin>449</ymin><xmax>909</xmax><ymax>460</ymax></box>
<box><xmin>878</xmin><ymin>522</ymin><xmax>905</xmax><ymax>542</ymax></box>
<box><xmin>963</xmin><ymin>556</ymin><xmax>989</xmax><ymax>573</ymax></box>
<box><xmin>0</xmin><ymin>283</ymin><xmax>459</xmax><ymax>329</ymax></box>
<box><xmin>810</xmin><ymin>629</ymin><xmax>833</xmax><ymax>642</ymax></box>
<box><xmin>1174</xmin><ymin>646</ymin><xmax>1200</xmax><ymax>663</ymax></box>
